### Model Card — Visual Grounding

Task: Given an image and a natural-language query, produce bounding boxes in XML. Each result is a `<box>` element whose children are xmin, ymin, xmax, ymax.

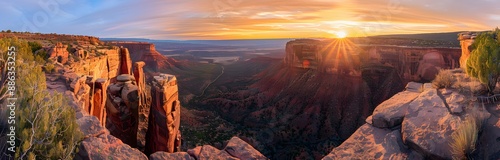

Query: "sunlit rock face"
<box><xmin>145</xmin><ymin>74</ymin><xmax>182</xmax><ymax>155</ymax></box>
<box><xmin>48</xmin><ymin>42</ymin><xmax>70</xmax><ymax>64</ymax></box>
<box><xmin>458</xmin><ymin>32</ymin><xmax>476</xmax><ymax>70</ymax></box>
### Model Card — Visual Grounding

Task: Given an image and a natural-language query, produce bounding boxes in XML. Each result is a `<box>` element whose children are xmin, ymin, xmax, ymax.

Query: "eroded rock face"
<box><xmin>106</xmin><ymin>74</ymin><xmax>140</xmax><ymax>148</ymax></box>
<box><xmin>145</xmin><ymin>74</ymin><xmax>181</xmax><ymax>155</ymax></box>
<box><xmin>87</xmin><ymin>78</ymin><xmax>109</xmax><ymax>126</ymax></box>
<box><xmin>48</xmin><ymin>42</ymin><xmax>69</xmax><ymax>64</ymax></box>
<box><xmin>75</xmin><ymin>116</ymin><xmax>147</xmax><ymax>160</ymax></box>
<box><xmin>322</xmin><ymin>124</ymin><xmax>409</xmax><ymax>160</ymax></box>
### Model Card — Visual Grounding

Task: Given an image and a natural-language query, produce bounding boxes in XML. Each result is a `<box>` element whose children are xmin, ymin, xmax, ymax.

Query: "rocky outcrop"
<box><xmin>75</xmin><ymin>116</ymin><xmax>147</xmax><ymax>160</ymax></box>
<box><xmin>145</xmin><ymin>74</ymin><xmax>182</xmax><ymax>155</ymax></box>
<box><xmin>151</xmin><ymin>137</ymin><xmax>267</xmax><ymax>160</ymax></box>
<box><xmin>48</xmin><ymin>42</ymin><xmax>70</xmax><ymax>64</ymax></box>
<box><xmin>106</xmin><ymin>74</ymin><xmax>140</xmax><ymax>148</ymax></box>
<box><xmin>324</xmin><ymin>71</ymin><xmax>495</xmax><ymax>159</ymax></box>
<box><xmin>224</xmin><ymin>137</ymin><xmax>267</xmax><ymax>159</ymax></box>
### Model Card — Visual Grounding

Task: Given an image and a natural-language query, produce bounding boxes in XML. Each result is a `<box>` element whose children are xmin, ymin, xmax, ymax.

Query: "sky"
<box><xmin>1</xmin><ymin>0</ymin><xmax>499</xmax><ymax>40</ymax></box>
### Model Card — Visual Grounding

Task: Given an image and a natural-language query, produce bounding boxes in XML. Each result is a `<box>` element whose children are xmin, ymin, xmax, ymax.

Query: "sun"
<box><xmin>335</xmin><ymin>31</ymin><xmax>348</xmax><ymax>39</ymax></box>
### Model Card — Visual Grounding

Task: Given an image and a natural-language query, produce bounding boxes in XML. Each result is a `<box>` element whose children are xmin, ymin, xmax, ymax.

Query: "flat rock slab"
<box><xmin>323</xmin><ymin>124</ymin><xmax>408</xmax><ymax>160</ymax></box>
<box><xmin>402</xmin><ymin>89</ymin><xmax>461</xmax><ymax>159</ymax></box>
<box><xmin>150</xmin><ymin>152</ymin><xmax>194</xmax><ymax>160</ymax></box>
<box><xmin>371</xmin><ymin>91</ymin><xmax>420</xmax><ymax>128</ymax></box>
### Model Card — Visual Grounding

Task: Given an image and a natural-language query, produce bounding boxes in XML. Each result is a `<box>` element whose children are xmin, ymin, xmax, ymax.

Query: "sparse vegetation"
<box><xmin>450</xmin><ymin>115</ymin><xmax>480</xmax><ymax>160</ymax></box>
<box><xmin>433</xmin><ymin>69</ymin><xmax>455</xmax><ymax>89</ymax></box>
<box><xmin>0</xmin><ymin>38</ymin><xmax>83</xmax><ymax>159</ymax></box>
<box><xmin>466</xmin><ymin>28</ymin><xmax>500</xmax><ymax>95</ymax></box>
<box><xmin>44</xmin><ymin>63</ymin><xmax>55</xmax><ymax>73</ymax></box>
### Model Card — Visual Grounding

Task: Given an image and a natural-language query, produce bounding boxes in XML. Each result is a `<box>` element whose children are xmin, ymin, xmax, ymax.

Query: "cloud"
<box><xmin>0</xmin><ymin>0</ymin><xmax>498</xmax><ymax>39</ymax></box>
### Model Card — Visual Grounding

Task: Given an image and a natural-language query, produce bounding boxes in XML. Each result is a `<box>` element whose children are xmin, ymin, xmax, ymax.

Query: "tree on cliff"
<box><xmin>466</xmin><ymin>29</ymin><xmax>500</xmax><ymax>95</ymax></box>
<box><xmin>0</xmin><ymin>38</ymin><xmax>83</xmax><ymax>159</ymax></box>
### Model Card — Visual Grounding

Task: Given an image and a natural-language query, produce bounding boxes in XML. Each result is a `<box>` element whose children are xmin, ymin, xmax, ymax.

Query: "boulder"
<box><xmin>75</xmin><ymin>134</ymin><xmax>147</xmax><ymax>160</ymax></box>
<box><xmin>323</xmin><ymin>124</ymin><xmax>408</xmax><ymax>160</ymax></box>
<box><xmin>149</xmin><ymin>152</ymin><xmax>194</xmax><ymax>160</ymax></box>
<box><xmin>371</xmin><ymin>91</ymin><xmax>420</xmax><ymax>128</ymax></box>
<box><xmin>224</xmin><ymin>137</ymin><xmax>267</xmax><ymax>160</ymax></box>
<box><xmin>401</xmin><ymin>89</ymin><xmax>462</xmax><ymax>159</ymax></box>
<box><xmin>117</xmin><ymin>74</ymin><xmax>135</xmax><ymax>82</ymax></box>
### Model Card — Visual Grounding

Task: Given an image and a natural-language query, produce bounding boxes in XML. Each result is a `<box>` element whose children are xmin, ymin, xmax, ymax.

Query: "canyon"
<box><xmin>2</xmin><ymin>31</ymin><xmax>500</xmax><ymax>160</ymax></box>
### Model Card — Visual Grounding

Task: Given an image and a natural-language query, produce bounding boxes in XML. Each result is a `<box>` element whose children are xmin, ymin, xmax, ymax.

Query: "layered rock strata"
<box><xmin>145</xmin><ymin>74</ymin><xmax>182</xmax><ymax>155</ymax></box>
<box><xmin>105</xmin><ymin>74</ymin><xmax>140</xmax><ymax>148</ymax></box>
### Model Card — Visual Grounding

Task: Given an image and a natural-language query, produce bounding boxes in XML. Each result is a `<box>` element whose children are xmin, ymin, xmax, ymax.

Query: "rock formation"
<box><xmin>323</xmin><ymin>70</ymin><xmax>497</xmax><ymax>159</ymax></box>
<box><xmin>150</xmin><ymin>137</ymin><xmax>267</xmax><ymax>160</ymax></box>
<box><xmin>133</xmin><ymin>62</ymin><xmax>149</xmax><ymax>112</ymax></box>
<box><xmin>48</xmin><ymin>42</ymin><xmax>70</xmax><ymax>64</ymax></box>
<box><xmin>105</xmin><ymin>74</ymin><xmax>140</xmax><ymax>148</ymax></box>
<box><xmin>145</xmin><ymin>74</ymin><xmax>181</xmax><ymax>155</ymax></box>
<box><xmin>86</xmin><ymin>78</ymin><xmax>109</xmax><ymax>126</ymax></box>
<box><xmin>119</xmin><ymin>47</ymin><xmax>133</xmax><ymax>75</ymax></box>
<box><xmin>458</xmin><ymin>32</ymin><xmax>477</xmax><ymax>70</ymax></box>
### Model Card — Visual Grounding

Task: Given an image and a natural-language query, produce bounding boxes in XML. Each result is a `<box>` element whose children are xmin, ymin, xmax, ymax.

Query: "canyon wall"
<box><xmin>285</xmin><ymin>39</ymin><xmax>461</xmax><ymax>81</ymax></box>
<box><xmin>107</xmin><ymin>42</ymin><xmax>172</xmax><ymax>71</ymax></box>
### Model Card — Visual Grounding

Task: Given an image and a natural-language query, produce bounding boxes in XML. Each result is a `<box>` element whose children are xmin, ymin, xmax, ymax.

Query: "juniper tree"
<box><xmin>466</xmin><ymin>28</ymin><xmax>500</xmax><ymax>95</ymax></box>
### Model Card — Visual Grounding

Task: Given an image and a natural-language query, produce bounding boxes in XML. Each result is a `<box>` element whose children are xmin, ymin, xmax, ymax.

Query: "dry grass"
<box><xmin>433</xmin><ymin>69</ymin><xmax>456</xmax><ymax>89</ymax></box>
<box><xmin>450</xmin><ymin>115</ymin><xmax>480</xmax><ymax>160</ymax></box>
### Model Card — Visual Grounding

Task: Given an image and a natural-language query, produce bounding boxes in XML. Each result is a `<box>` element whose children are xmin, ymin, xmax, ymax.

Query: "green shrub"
<box><xmin>466</xmin><ymin>28</ymin><xmax>500</xmax><ymax>94</ymax></box>
<box><xmin>450</xmin><ymin>115</ymin><xmax>479</xmax><ymax>160</ymax></box>
<box><xmin>44</xmin><ymin>63</ymin><xmax>55</xmax><ymax>73</ymax></box>
<box><xmin>0</xmin><ymin>38</ymin><xmax>83</xmax><ymax>159</ymax></box>
<box><xmin>432</xmin><ymin>69</ymin><xmax>455</xmax><ymax>89</ymax></box>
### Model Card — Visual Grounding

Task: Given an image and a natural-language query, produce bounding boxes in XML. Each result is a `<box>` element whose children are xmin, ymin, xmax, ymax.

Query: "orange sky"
<box><xmin>2</xmin><ymin>0</ymin><xmax>499</xmax><ymax>39</ymax></box>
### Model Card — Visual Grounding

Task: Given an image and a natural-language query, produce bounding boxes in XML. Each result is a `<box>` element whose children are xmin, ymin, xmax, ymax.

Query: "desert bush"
<box><xmin>432</xmin><ymin>69</ymin><xmax>455</xmax><ymax>89</ymax></box>
<box><xmin>0</xmin><ymin>38</ymin><xmax>83</xmax><ymax>159</ymax></box>
<box><xmin>44</xmin><ymin>63</ymin><xmax>55</xmax><ymax>73</ymax></box>
<box><xmin>466</xmin><ymin>28</ymin><xmax>500</xmax><ymax>94</ymax></box>
<box><xmin>450</xmin><ymin>115</ymin><xmax>480</xmax><ymax>160</ymax></box>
